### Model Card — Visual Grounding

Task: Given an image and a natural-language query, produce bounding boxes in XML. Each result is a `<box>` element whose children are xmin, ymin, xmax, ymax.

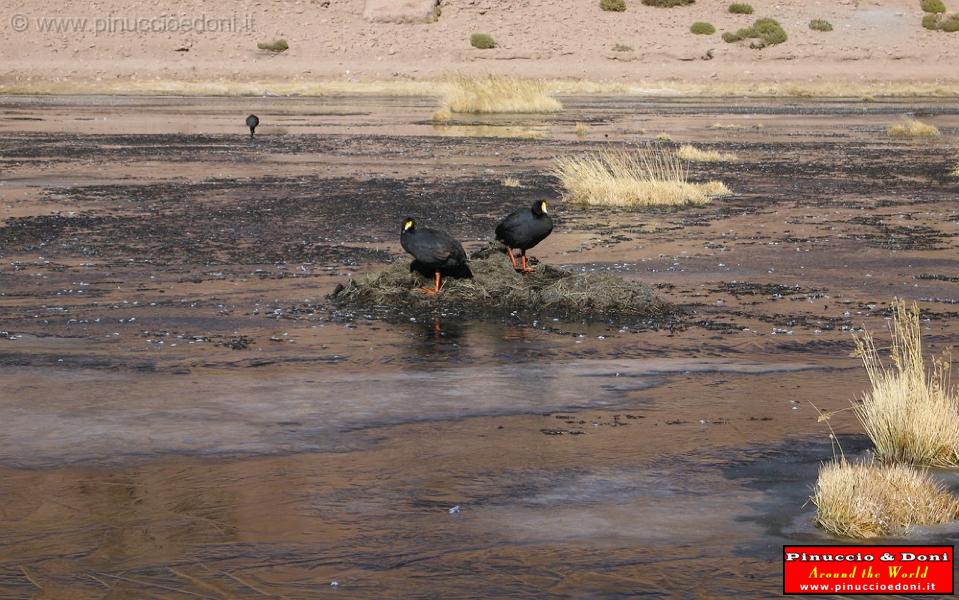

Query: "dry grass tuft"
<box><xmin>952</xmin><ymin>162</ymin><xmax>959</xmax><ymax>177</ymax></box>
<box><xmin>853</xmin><ymin>300</ymin><xmax>959</xmax><ymax>467</ymax></box>
<box><xmin>432</xmin><ymin>107</ymin><xmax>452</xmax><ymax>123</ymax></box>
<box><xmin>676</xmin><ymin>144</ymin><xmax>737</xmax><ymax>162</ymax></box>
<box><xmin>501</xmin><ymin>176</ymin><xmax>521</xmax><ymax>187</ymax></box>
<box><xmin>887</xmin><ymin>118</ymin><xmax>941</xmax><ymax>138</ymax></box>
<box><xmin>432</xmin><ymin>124</ymin><xmax>547</xmax><ymax>139</ymax></box>
<box><xmin>575</xmin><ymin>122</ymin><xmax>589</xmax><ymax>138</ymax></box>
<box><xmin>699</xmin><ymin>180</ymin><xmax>733</xmax><ymax>197</ymax></box>
<box><xmin>439</xmin><ymin>74</ymin><xmax>563</xmax><ymax>114</ymax></box>
<box><xmin>812</xmin><ymin>459</ymin><xmax>959</xmax><ymax>538</ymax></box>
<box><xmin>552</xmin><ymin>146</ymin><xmax>732</xmax><ymax>207</ymax></box>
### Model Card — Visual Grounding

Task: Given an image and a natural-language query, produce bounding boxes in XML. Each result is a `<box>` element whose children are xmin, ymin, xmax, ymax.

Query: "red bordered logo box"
<box><xmin>783</xmin><ymin>545</ymin><xmax>954</xmax><ymax>595</ymax></box>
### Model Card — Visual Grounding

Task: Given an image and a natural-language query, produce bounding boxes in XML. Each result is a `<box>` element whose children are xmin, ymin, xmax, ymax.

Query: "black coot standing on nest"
<box><xmin>400</xmin><ymin>217</ymin><xmax>469</xmax><ymax>294</ymax></box>
<box><xmin>245</xmin><ymin>114</ymin><xmax>259</xmax><ymax>138</ymax></box>
<box><xmin>495</xmin><ymin>199</ymin><xmax>553</xmax><ymax>273</ymax></box>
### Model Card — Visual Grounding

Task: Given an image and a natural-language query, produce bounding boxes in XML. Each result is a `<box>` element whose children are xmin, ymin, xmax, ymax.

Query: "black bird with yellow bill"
<box><xmin>400</xmin><ymin>217</ymin><xmax>469</xmax><ymax>294</ymax></box>
<box><xmin>495</xmin><ymin>199</ymin><xmax>553</xmax><ymax>273</ymax></box>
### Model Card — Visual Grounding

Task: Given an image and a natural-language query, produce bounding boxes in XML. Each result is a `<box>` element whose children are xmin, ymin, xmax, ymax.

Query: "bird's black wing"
<box><xmin>419</xmin><ymin>228</ymin><xmax>467</xmax><ymax>266</ymax></box>
<box><xmin>495</xmin><ymin>208</ymin><xmax>525</xmax><ymax>242</ymax></box>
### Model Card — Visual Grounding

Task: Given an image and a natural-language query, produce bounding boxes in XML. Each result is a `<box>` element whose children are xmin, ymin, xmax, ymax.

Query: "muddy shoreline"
<box><xmin>1</xmin><ymin>95</ymin><xmax>958</xmax><ymax>597</ymax></box>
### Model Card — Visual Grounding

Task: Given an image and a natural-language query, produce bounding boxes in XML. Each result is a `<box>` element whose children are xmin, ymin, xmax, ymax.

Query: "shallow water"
<box><xmin>1</xmin><ymin>95</ymin><xmax>958</xmax><ymax>597</ymax></box>
<box><xmin>1</xmin><ymin>356</ymin><xmax>827</xmax><ymax>467</ymax></box>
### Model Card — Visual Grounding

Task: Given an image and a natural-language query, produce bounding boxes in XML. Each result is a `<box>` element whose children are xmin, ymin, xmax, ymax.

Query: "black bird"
<box><xmin>245</xmin><ymin>114</ymin><xmax>259</xmax><ymax>138</ymax></box>
<box><xmin>400</xmin><ymin>217</ymin><xmax>468</xmax><ymax>294</ymax></box>
<box><xmin>495</xmin><ymin>199</ymin><xmax>553</xmax><ymax>273</ymax></box>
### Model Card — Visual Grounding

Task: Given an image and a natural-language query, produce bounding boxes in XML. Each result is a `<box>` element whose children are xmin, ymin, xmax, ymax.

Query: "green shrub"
<box><xmin>809</xmin><ymin>19</ymin><xmax>833</xmax><ymax>31</ymax></box>
<box><xmin>722</xmin><ymin>17</ymin><xmax>787</xmax><ymax>47</ymax></box>
<box><xmin>728</xmin><ymin>2</ymin><xmax>753</xmax><ymax>13</ymax></box>
<box><xmin>470</xmin><ymin>33</ymin><xmax>496</xmax><ymax>49</ymax></box>
<box><xmin>601</xmin><ymin>0</ymin><xmax>627</xmax><ymax>11</ymax></box>
<box><xmin>642</xmin><ymin>0</ymin><xmax>694</xmax><ymax>6</ymax></box>
<box><xmin>923</xmin><ymin>13</ymin><xmax>942</xmax><ymax>28</ymax></box>
<box><xmin>752</xmin><ymin>17</ymin><xmax>787</xmax><ymax>45</ymax></box>
<box><xmin>690</xmin><ymin>21</ymin><xmax>716</xmax><ymax>34</ymax></box>
<box><xmin>921</xmin><ymin>0</ymin><xmax>946</xmax><ymax>13</ymax></box>
<box><xmin>257</xmin><ymin>39</ymin><xmax>289</xmax><ymax>52</ymax></box>
<box><xmin>612</xmin><ymin>42</ymin><xmax>634</xmax><ymax>51</ymax></box>
<box><xmin>942</xmin><ymin>14</ymin><xmax>959</xmax><ymax>30</ymax></box>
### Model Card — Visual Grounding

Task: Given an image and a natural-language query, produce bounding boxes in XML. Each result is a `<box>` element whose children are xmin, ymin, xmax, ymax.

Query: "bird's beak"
<box><xmin>403</xmin><ymin>221</ymin><xmax>413</xmax><ymax>231</ymax></box>
<box><xmin>541</xmin><ymin>201</ymin><xmax>548</xmax><ymax>214</ymax></box>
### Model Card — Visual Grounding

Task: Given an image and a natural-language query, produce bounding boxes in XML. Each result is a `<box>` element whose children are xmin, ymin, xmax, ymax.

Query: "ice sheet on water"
<box><xmin>0</xmin><ymin>358</ymin><xmax>826</xmax><ymax>467</ymax></box>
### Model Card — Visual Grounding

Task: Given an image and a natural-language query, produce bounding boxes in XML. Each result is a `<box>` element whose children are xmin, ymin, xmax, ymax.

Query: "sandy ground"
<box><xmin>1</xmin><ymin>95</ymin><xmax>958</xmax><ymax>596</ymax></box>
<box><xmin>2</xmin><ymin>0</ymin><xmax>959</xmax><ymax>93</ymax></box>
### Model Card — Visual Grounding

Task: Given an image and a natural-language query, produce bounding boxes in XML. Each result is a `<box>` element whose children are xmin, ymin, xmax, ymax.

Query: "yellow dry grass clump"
<box><xmin>811</xmin><ymin>300</ymin><xmax>959</xmax><ymax>539</ymax></box>
<box><xmin>552</xmin><ymin>147</ymin><xmax>732</xmax><ymax>207</ymax></box>
<box><xmin>951</xmin><ymin>161</ymin><xmax>959</xmax><ymax>177</ymax></box>
<box><xmin>676</xmin><ymin>144</ymin><xmax>738</xmax><ymax>162</ymax></box>
<box><xmin>854</xmin><ymin>301</ymin><xmax>959</xmax><ymax>467</ymax></box>
<box><xmin>812</xmin><ymin>459</ymin><xmax>959</xmax><ymax>538</ymax></box>
<box><xmin>439</xmin><ymin>74</ymin><xmax>563</xmax><ymax>114</ymax></box>
<box><xmin>432</xmin><ymin>107</ymin><xmax>452</xmax><ymax>123</ymax></box>
<box><xmin>575</xmin><ymin>122</ymin><xmax>588</xmax><ymax>138</ymax></box>
<box><xmin>432</xmin><ymin>124</ymin><xmax>547</xmax><ymax>139</ymax></box>
<box><xmin>887</xmin><ymin>118</ymin><xmax>941</xmax><ymax>138</ymax></box>
<box><xmin>501</xmin><ymin>176</ymin><xmax>521</xmax><ymax>188</ymax></box>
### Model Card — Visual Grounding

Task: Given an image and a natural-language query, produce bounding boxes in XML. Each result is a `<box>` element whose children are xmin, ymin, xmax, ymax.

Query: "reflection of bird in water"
<box><xmin>406</xmin><ymin>318</ymin><xmax>470</xmax><ymax>363</ymax></box>
<box><xmin>245</xmin><ymin>114</ymin><xmax>259</xmax><ymax>138</ymax></box>
<box><xmin>400</xmin><ymin>217</ymin><xmax>469</xmax><ymax>294</ymax></box>
<box><xmin>495</xmin><ymin>200</ymin><xmax>553</xmax><ymax>273</ymax></box>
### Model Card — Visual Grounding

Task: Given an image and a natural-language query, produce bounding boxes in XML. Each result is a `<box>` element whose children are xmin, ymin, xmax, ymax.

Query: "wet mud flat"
<box><xmin>1</xmin><ymin>95</ymin><xmax>959</xmax><ymax>597</ymax></box>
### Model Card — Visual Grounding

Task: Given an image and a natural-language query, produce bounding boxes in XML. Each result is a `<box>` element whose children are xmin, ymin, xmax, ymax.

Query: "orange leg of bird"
<box><xmin>419</xmin><ymin>271</ymin><xmax>441</xmax><ymax>295</ymax></box>
<box><xmin>505</xmin><ymin>247</ymin><xmax>519</xmax><ymax>269</ymax></box>
<box><xmin>519</xmin><ymin>253</ymin><xmax>534</xmax><ymax>274</ymax></box>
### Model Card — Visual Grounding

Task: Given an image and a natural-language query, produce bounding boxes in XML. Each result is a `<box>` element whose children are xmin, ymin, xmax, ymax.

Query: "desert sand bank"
<box><xmin>2</xmin><ymin>0</ymin><xmax>958</xmax><ymax>95</ymax></box>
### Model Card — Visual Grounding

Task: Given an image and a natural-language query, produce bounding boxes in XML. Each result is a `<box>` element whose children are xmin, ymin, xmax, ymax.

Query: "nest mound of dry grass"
<box><xmin>812</xmin><ymin>459</ymin><xmax>959</xmax><ymax>538</ymax></box>
<box><xmin>330</xmin><ymin>245</ymin><xmax>670</xmax><ymax>321</ymax></box>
